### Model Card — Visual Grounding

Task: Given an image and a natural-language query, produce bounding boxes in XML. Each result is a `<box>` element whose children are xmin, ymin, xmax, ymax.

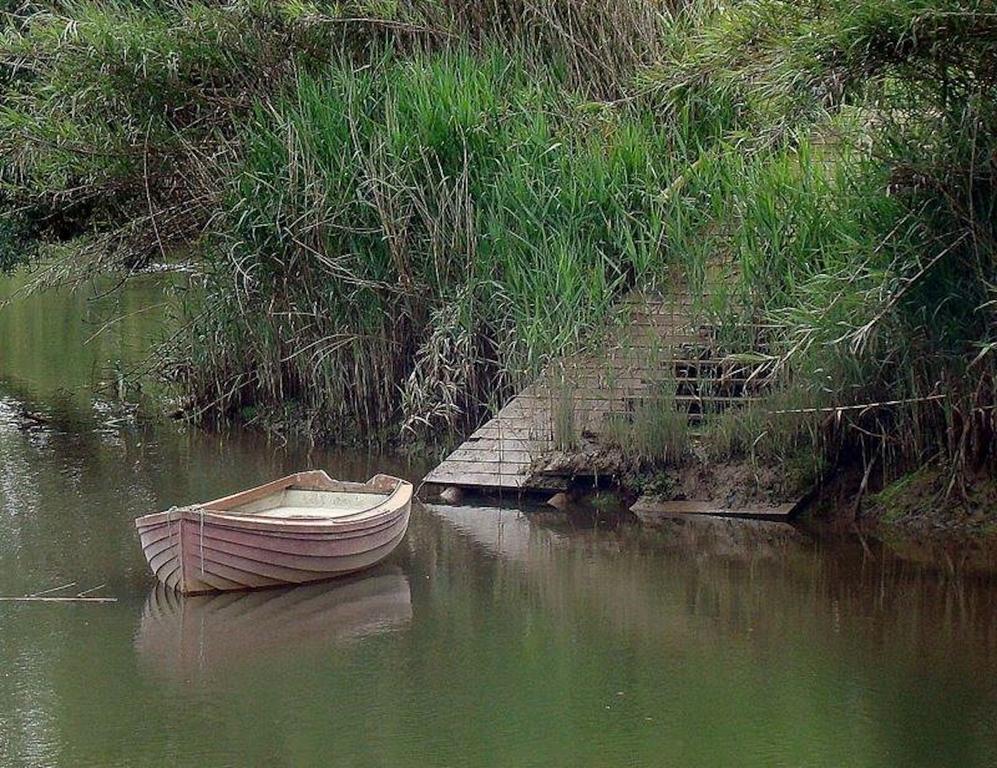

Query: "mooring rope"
<box><xmin>165</xmin><ymin>505</ymin><xmax>180</xmax><ymax>590</ymax></box>
<box><xmin>167</xmin><ymin>505</ymin><xmax>178</xmax><ymax>561</ymax></box>
<box><xmin>199</xmin><ymin>506</ymin><xmax>205</xmax><ymax>576</ymax></box>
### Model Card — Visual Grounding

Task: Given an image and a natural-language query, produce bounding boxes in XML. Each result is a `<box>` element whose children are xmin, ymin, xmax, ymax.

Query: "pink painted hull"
<box><xmin>135</xmin><ymin>472</ymin><xmax>413</xmax><ymax>595</ymax></box>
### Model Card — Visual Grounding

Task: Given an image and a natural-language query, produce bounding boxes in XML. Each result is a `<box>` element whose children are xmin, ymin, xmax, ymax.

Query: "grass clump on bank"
<box><xmin>186</xmin><ymin>49</ymin><xmax>670</xmax><ymax>440</ymax></box>
<box><xmin>608</xmin><ymin>0</ymin><xmax>994</xmax><ymax>502</ymax></box>
<box><xmin>0</xmin><ymin>0</ymin><xmax>993</xmax><ymax>504</ymax></box>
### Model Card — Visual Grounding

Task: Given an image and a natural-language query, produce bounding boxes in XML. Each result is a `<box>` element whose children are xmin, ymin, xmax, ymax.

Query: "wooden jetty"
<box><xmin>421</xmin><ymin>289</ymin><xmax>797</xmax><ymax>517</ymax></box>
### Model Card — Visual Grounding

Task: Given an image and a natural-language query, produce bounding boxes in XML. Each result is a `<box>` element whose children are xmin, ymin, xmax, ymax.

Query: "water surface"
<box><xmin>1</xmin><ymin>274</ymin><xmax>996</xmax><ymax>767</ymax></box>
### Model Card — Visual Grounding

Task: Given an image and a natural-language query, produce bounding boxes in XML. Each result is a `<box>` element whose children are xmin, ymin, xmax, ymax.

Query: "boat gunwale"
<box><xmin>137</xmin><ymin>510</ymin><xmax>407</xmax><ymax>546</ymax></box>
<box><xmin>136</xmin><ymin>507</ymin><xmax>408</xmax><ymax>536</ymax></box>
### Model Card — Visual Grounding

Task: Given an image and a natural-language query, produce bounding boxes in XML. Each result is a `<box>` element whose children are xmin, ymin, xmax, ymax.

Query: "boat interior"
<box><xmin>220</xmin><ymin>488</ymin><xmax>391</xmax><ymax>519</ymax></box>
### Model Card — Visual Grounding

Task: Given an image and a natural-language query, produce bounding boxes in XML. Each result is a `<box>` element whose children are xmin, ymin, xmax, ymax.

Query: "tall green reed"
<box><xmin>183</xmin><ymin>48</ymin><xmax>672</xmax><ymax>440</ymax></box>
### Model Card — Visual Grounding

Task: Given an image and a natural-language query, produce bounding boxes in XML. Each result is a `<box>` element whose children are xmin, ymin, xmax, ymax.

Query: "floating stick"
<box><xmin>76</xmin><ymin>583</ymin><xmax>107</xmax><ymax>597</ymax></box>
<box><xmin>2</xmin><ymin>581</ymin><xmax>116</xmax><ymax>603</ymax></box>
<box><xmin>28</xmin><ymin>581</ymin><xmax>77</xmax><ymax>597</ymax></box>
<box><xmin>0</xmin><ymin>596</ymin><xmax>117</xmax><ymax>603</ymax></box>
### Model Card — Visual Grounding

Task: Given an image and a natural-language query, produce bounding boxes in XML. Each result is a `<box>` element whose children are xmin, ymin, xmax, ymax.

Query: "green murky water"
<box><xmin>1</xmin><ymin>273</ymin><xmax>996</xmax><ymax>768</ymax></box>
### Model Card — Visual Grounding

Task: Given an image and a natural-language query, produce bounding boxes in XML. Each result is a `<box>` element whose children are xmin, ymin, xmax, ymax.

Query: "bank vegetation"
<box><xmin>0</xmin><ymin>0</ymin><xmax>993</xmax><ymax>520</ymax></box>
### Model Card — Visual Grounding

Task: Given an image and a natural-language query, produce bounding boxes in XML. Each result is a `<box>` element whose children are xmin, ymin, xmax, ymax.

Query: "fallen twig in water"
<box><xmin>76</xmin><ymin>583</ymin><xmax>107</xmax><ymax>597</ymax></box>
<box><xmin>4</xmin><ymin>581</ymin><xmax>116</xmax><ymax>603</ymax></box>
<box><xmin>0</xmin><ymin>596</ymin><xmax>117</xmax><ymax>604</ymax></box>
<box><xmin>28</xmin><ymin>581</ymin><xmax>77</xmax><ymax>597</ymax></box>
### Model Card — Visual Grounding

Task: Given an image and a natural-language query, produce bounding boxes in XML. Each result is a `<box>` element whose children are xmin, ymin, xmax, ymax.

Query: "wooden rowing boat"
<box><xmin>135</xmin><ymin>471</ymin><xmax>413</xmax><ymax>595</ymax></box>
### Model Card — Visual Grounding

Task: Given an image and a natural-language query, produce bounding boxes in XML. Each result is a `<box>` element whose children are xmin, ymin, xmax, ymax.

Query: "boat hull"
<box><xmin>135</xmin><ymin>472</ymin><xmax>412</xmax><ymax>595</ymax></box>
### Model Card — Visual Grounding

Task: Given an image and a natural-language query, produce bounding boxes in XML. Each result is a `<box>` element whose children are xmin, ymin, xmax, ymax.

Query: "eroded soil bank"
<box><xmin>525</xmin><ymin>447</ymin><xmax>997</xmax><ymax>541</ymax></box>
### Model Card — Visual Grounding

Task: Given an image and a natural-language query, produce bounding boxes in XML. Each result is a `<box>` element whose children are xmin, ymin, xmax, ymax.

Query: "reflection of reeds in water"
<box><xmin>427</xmin><ymin>501</ymin><xmax>813</xmax><ymax>649</ymax></box>
<box><xmin>429</xmin><ymin>501</ymin><xmax>802</xmax><ymax>566</ymax></box>
<box><xmin>631</xmin><ymin>511</ymin><xmax>806</xmax><ymax>560</ymax></box>
<box><xmin>134</xmin><ymin>568</ymin><xmax>412</xmax><ymax>681</ymax></box>
<box><xmin>422</xmin><ymin>503</ymin><xmax>997</xmax><ymax>662</ymax></box>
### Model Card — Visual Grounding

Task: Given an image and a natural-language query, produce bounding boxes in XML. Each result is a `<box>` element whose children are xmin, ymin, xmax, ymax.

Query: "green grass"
<box><xmin>602</xmin><ymin>382</ymin><xmax>690</xmax><ymax>466</ymax></box>
<box><xmin>875</xmin><ymin>469</ymin><xmax>926</xmax><ymax>524</ymax></box>
<box><xmin>179</xmin><ymin>48</ymin><xmax>672</xmax><ymax>439</ymax></box>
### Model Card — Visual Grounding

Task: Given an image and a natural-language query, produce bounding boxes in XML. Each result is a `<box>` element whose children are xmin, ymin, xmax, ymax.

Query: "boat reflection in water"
<box><xmin>135</xmin><ymin>567</ymin><xmax>412</xmax><ymax>681</ymax></box>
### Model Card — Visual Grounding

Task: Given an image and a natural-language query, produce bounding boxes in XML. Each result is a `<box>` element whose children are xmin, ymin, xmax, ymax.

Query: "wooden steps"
<box><xmin>422</xmin><ymin>385</ymin><xmax>559</xmax><ymax>492</ymax></box>
<box><xmin>420</xmin><ymin>289</ymin><xmax>783</xmax><ymax>499</ymax></box>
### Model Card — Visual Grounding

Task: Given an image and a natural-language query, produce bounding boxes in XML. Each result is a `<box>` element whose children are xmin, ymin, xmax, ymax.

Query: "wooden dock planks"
<box><xmin>421</xmin><ymin>291</ymin><xmax>722</xmax><ymax>495</ymax></box>
<box><xmin>420</xmin><ymin>288</ymin><xmax>795</xmax><ymax>517</ymax></box>
<box><xmin>422</xmin><ymin>384</ymin><xmax>563</xmax><ymax>491</ymax></box>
